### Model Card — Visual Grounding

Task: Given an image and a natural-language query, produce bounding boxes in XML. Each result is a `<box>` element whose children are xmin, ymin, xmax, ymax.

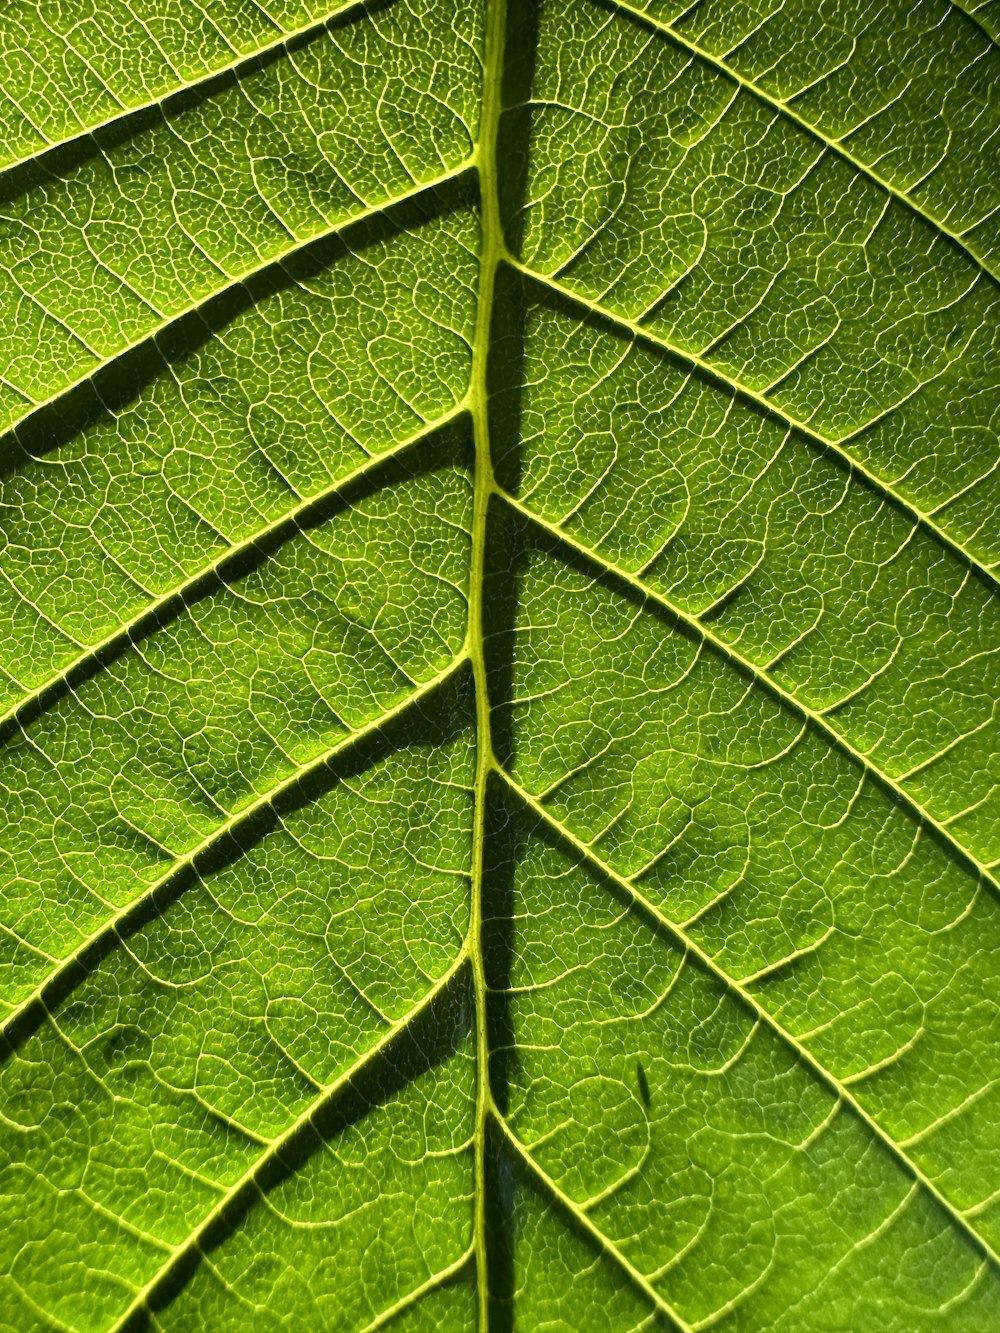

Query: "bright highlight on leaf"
<box><xmin>0</xmin><ymin>0</ymin><xmax>998</xmax><ymax>1329</ymax></box>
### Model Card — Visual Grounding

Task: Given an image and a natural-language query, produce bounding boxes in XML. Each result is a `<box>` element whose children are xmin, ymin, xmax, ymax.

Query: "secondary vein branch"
<box><xmin>507</xmin><ymin>256</ymin><xmax>1000</xmax><ymax>597</ymax></box>
<box><xmin>0</xmin><ymin>0</ymin><xmax>377</xmax><ymax>185</ymax></box>
<box><xmin>594</xmin><ymin>0</ymin><xmax>997</xmax><ymax>284</ymax></box>
<box><xmin>110</xmin><ymin>954</ymin><xmax>471</xmax><ymax>1332</ymax></box>
<box><xmin>499</xmin><ymin>768</ymin><xmax>1000</xmax><ymax>1280</ymax></box>
<box><xmin>0</xmin><ymin>408</ymin><xmax>468</xmax><ymax>752</ymax></box>
<box><xmin>499</xmin><ymin>487</ymin><xmax>1000</xmax><ymax>906</ymax></box>
<box><xmin>0</xmin><ymin>656</ymin><xmax>468</xmax><ymax>1062</ymax></box>
<box><xmin>495</xmin><ymin>1112</ymin><xmax>693</xmax><ymax>1332</ymax></box>
<box><xmin>2</xmin><ymin>158</ymin><xmax>475</xmax><ymax>450</ymax></box>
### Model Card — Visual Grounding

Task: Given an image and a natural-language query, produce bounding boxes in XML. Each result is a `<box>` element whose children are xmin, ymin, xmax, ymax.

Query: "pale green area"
<box><xmin>0</xmin><ymin>0</ymin><xmax>997</xmax><ymax>1329</ymax></box>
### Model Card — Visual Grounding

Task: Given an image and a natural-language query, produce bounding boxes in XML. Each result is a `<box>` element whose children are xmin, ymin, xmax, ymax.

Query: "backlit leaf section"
<box><xmin>0</xmin><ymin>0</ymin><xmax>998</xmax><ymax>1329</ymax></box>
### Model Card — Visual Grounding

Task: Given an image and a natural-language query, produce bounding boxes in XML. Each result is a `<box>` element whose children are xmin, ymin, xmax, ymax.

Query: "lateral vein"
<box><xmin>494</xmin><ymin>1112</ymin><xmax>692</xmax><ymax>1332</ymax></box>
<box><xmin>506</xmin><ymin>256</ymin><xmax>1000</xmax><ymax>598</ymax></box>
<box><xmin>109</xmin><ymin>954</ymin><xmax>471</xmax><ymax>1333</ymax></box>
<box><xmin>500</xmin><ymin>488</ymin><xmax>1000</xmax><ymax>905</ymax></box>
<box><xmin>2</xmin><ymin>158</ymin><xmax>476</xmax><ymax>449</ymax></box>
<box><xmin>0</xmin><ymin>0</ymin><xmax>376</xmax><ymax>182</ymax></box>
<box><xmin>0</xmin><ymin>407</ymin><xmax>468</xmax><ymax>750</ymax></box>
<box><xmin>591</xmin><ymin>0</ymin><xmax>998</xmax><ymax>283</ymax></box>
<box><xmin>0</xmin><ymin>655</ymin><xmax>469</xmax><ymax>1061</ymax></box>
<box><xmin>499</xmin><ymin>769</ymin><xmax>1000</xmax><ymax>1279</ymax></box>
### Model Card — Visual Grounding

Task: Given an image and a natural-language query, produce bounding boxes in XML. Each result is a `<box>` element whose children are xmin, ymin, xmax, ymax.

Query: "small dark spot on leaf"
<box><xmin>636</xmin><ymin>1058</ymin><xmax>651</xmax><ymax>1108</ymax></box>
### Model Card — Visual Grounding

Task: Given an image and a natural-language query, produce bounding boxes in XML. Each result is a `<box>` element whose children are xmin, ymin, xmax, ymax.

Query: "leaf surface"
<box><xmin>0</xmin><ymin>1</ymin><xmax>998</xmax><ymax>1329</ymax></box>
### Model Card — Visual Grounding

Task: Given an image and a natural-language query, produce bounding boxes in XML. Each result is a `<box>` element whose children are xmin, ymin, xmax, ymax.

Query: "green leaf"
<box><xmin>0</xmin><ymin>0</ymin><xmax>998</xmax><ymax>1328</ymax></box>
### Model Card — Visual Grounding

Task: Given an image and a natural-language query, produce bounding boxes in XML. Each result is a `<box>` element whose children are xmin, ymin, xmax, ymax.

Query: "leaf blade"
<box><xmin>1</xmin><ymin>0</ymin><xmax>998</xmax><ymax>1326</ymax></box>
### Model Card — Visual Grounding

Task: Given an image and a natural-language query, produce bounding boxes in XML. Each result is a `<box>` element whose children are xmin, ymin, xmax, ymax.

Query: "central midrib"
<box><xmin>467</xmin><ymin>0</ymin><xmax>508</xmax><ymax>1325</ymax></box>
<box><xmin>462</xmin><ymin>4</ymin><xmax>1000</xmax><ymax>1324</ymax></box>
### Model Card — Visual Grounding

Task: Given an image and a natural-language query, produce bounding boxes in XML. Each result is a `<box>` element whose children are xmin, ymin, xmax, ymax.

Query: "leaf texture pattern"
<box><xmin>0</xmin><ymin>0</ymin><xmax>998</xmax><ymax>1329</ymax></box>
